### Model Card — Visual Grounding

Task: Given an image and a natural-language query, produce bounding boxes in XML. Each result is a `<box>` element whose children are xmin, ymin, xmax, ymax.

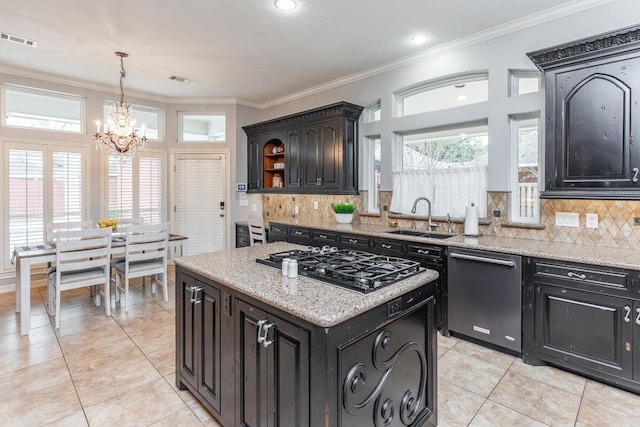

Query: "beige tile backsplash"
<box><xmin>262</xmin><ymin>191</ymin><xmax>640</xmax><ymax>249</ymax></box>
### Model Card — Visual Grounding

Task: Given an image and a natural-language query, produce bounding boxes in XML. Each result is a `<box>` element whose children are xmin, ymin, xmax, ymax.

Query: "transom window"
<box><xmin>364</xmin><ymin>100</ymin><xmax>381</xmax><ymax>123</ymax></box>
<box><xmin>2</xmin><ymin>86</ymin><xmax>85</xmax><ymax>133</ymax></box>
<box><xmin>509</xmin><ymin>70</ymin><xmax>540</xmax><ymax>96</ymax></box>
<box><xmin>178</xmin><ymin>112</ymin><xmax>226</xmax><ymax>142</ymax></box>
<box><xmin>102</xmin><ymin>103</ymin><xmax>163</xmax><ymax>141</ymax></box>
<box><xmin>397</xmin><ymin>74</ymin><xmax>489</xmax><ymax>116</ymax></box>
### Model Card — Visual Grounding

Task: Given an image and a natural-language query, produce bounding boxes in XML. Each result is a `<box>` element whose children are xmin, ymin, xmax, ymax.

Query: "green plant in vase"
<box><xmin>332</xmin><ymin>203</ymin><xmax>355</xmax><ymax>223</ymax></box>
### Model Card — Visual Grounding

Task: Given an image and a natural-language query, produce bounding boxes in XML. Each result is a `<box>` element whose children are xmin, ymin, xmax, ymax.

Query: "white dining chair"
<box><xmin>247</xmin><ymin>215</ymin><xmax>267</xmax><ymax>245</ymax></box>
<box><xmin>114</xmin><ymin>223</ymin><xmax>169</xmax><ymax>312</ymax></box>
<box><xmin>48</xmin><ymin>227</ymin><xmax>112</xmax><ymax>328</ymax></box>
<box><xmin>46</xmin><ymin>220</ymin><xmax>94</xmax><ymax>244</ymax></box>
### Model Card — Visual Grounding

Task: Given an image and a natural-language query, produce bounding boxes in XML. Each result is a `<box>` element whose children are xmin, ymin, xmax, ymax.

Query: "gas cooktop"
<box><xmin>256</xmin><ymin>246</ymin><xmax>423</xmax><ymax>293</ymax></box>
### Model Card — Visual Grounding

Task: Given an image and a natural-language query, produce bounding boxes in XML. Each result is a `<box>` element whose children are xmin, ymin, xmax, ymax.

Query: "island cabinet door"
<box><xmin>534</xmin><ymin>283</ymin><xmax>634</xmax><ymax>380</ymax></box>
<box><xmin>236</xmin><ymin>299</ymin><xmax>310</xmax><ymax>427</ymax></box>
<box><xmin>176</xmin><ymin>271</ymin><xmax>223</xmax><ymax>415</ymax></box>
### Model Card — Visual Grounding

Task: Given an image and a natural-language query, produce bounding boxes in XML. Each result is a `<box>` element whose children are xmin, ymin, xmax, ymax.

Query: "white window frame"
<box><xmin>2</xmin><ymin>85</ymin><xmax>86</xmax><ymax>134</ymax></box>
<box><xmin>177</xmin><ymin>111</ymin><xmax>226</xmax><ymax>143</ymax></box>
<box><xmin>102</xmin><ymin>102</ymin><xmax>164</xmax><ymax>142</ymax></box>
<box><xmin>363</xmin><ymin>135</ymin><xmax>381</xmax><ymax>213</ymax></box>
<box><xmin>364</xmin><ymin>100</ymin><xmax>381</xmax><ymax>123</ymax></box>
<box><xmin>509</xmin><ymin>70</ymin><xmax>541</xmax><ymax>97</ymax></box>
<box><xmin>395</xmin><ymin>72</ymin><xmax>489</xmax><ymax>117</ymax></box>
<box><xmin>102</xmin><ymin>150</ymin><xmax>166</xmax><ymax>224</ymax></box>
<box><xmin>2</xmin><ymin>139</ymin><xmax>89</xmax><ymax>272</ymax></box>
<box><xmin>510</xmin><ymin>112</ymin><xmax>541</xmax><ymax>224</ymax></box>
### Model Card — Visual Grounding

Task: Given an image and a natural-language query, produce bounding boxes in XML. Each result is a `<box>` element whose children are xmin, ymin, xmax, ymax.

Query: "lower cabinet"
<box><xmin>176</xmin><ymin>265</ymin><xmax>438</xmax><ymax>426</ymax></box>
<box><xmin>236</xmin><ymin>299</ymin><xmax>310</xmax><ymax>427</ymax></box>
<box><xmin>176</xmin><ymin>271</ymin><xmax>234</xmax><ymax>425</ymax></box>
<box><xmin>525</xmin><ymin>258</ymin><xmax>640</xmax><ymax>393</ymax></box>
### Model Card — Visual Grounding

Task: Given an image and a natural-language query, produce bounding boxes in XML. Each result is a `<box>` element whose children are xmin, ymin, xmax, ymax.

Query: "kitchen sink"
<box><xmin>385</xmin><ymin>229</ymin><xmax>454</xmax><ymax>239</ymax></box>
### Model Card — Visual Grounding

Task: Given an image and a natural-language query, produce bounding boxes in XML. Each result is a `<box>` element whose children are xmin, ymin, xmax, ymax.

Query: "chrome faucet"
<box><xmin>411</xmin><ymin>197</ymin><xmax>437</xmax><ymax>231</ymax></box>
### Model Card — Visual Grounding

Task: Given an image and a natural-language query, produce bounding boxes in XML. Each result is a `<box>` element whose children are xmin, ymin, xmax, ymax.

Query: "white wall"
<box><xmin>259</xmin><ymin>0</ymin><xmax>640</xmax><ymax>193</ymax></box>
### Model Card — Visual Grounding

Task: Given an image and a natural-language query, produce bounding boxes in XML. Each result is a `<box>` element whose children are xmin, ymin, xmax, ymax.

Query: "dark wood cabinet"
<box><xmin>243</xmin><ymin>102</ymin><xmax>363</xmax><ymax>195</ymax></box>
<box><xmin>236</xmin><ymin>299</ymin><xmax>310</xmax><ymax>427</ymax></box>
<box><xmin>236</xmin><ymin>223</ymin><xmax>249</xmax><ymax>248</ymax></box>
<box><xmin>524</xmin><ymin>258</ymin><xmax>640</xmax><ymax>393</ymax></box>
<box><xmin>528</xmin><ymin>24</ymin><xmax>640</xmax><ymax>199</ymax></box>
<box><xmin>176</xmin><ymin>270</ymin><xmax>233</xmax><ymax>425</ymax></box>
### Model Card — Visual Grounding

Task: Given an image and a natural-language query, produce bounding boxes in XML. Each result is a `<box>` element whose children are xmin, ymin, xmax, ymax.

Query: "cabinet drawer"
<box><xmin>313</xmin><ymin>231</ymin><xmax>337</xmax><ymax>243</ymax></box>
<box><xmin>338</xmin><ymin>234</ymin><xmax>371</xmax><ymax>248</ymax></box>
<box><xmin>289</xmin><ymin>227</ymin><xmax>311</xmax><ymax>238</ymax></box>
<box><xmin>406</xmin><ymin>244</ymin><xmax>444</xmax><ymax>262</ymax></box>
<box><xmin>534</xmin><ymin>261</ymin><xmax>629</xmax><ymax>290</ymax></box>
<box><xmin>270</xmin><ymin>224</ymin><xmax>288</xmax><ymax>234</ymax></box>
<box><xmin>373</xmin><ymin>239</ymin><xmax>404</xmax><ymax>255</ymax></box>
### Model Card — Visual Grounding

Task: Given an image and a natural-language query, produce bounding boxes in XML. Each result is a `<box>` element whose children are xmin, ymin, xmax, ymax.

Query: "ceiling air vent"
<box><xmin>1</xmin><ymin>32</ymin><xmax>37</xmax><ymax>47</ymax></box>
<box><xmin>169</xmin><ymin>75</ymin><xmax>192</xmax><ymax>83</ymax></box>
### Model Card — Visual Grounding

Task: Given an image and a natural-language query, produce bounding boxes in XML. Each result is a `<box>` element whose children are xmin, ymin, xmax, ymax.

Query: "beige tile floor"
<box><xmin>1</xmin><ymin>267</ymin><xmax>640</xmax><ymax>426</ymax></box>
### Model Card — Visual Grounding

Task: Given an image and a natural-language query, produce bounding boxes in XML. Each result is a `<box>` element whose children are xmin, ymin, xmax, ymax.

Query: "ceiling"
<box><xmin>0</xmin><ymin>0</ymin><xmax>609</xmax><ymax>106</ymax></box>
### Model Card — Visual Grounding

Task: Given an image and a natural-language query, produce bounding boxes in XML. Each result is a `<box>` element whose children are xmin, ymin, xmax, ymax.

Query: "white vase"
<box><xmin>335</xmin><ymin>213</ymin><xmax>353</xmax><ymax>224</ymax></box>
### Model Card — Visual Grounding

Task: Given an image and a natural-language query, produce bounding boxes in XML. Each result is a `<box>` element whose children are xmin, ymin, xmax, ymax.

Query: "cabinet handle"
<box><xmin>636</xmin><ymin>307</ymin><xmax>640</xmax><ymax>325</ymax></box>
<box><xmin>294</xmin><ymin>231</ymin><xmax>303</xmax><ymax>235</ymax></box>
<box><xmin>257</xmin><ymin>179</ymin><xmax>261</xmax><ymax>187</ymax></box>
<box><xmin>417</xmin><ymin>249</ymin><xmax>430</xmax><ymax>255</ymax></box>
<box><xmin>348</xmin><ymin>239</ymin><xmax>358</xmax><ymax>244</ymax></box>
<box><xmin>633</xmin><ymin>167</ymin><xmax>639</xmax><ymax>183</ymax></box>
<box><xmin>567</xmin><ymin>271</ymin><xmax>586</xmax><ymax>280</ymax></box>
<box><xmin>297</xmin><ymin>178</ymin><xmax>302</xmax><ymax>186</ymax></box>
<box><xmin>256</xmin><ymin>319</ymin><xmax>268</xmax><ymax>344</ymax></box>
<box><xmin>316</xmin><ymin>177</ymin><xmax>322</xmax><ymax>186</ymax></box>
<box><xmin>381</xmin><ymin>244</ymin><xmax>391</xmax><ymax>249</ymax></box>
<box><xmin>319</xmin><ymin>234</ymin><xmax>327</xmax><ymax>239</ymax></box>
<box><xmin>186</xmin><ymin>286</ymin><xmax>203</xmax><ymax>304</ymax></box>
<box><xmin>624</xmin><ymin>305</ymin><xmax>631</xmax><ymax>323</ymax></box>
<box><xmin>261</xmin><ymin>323</ymin><xmax>275</xmax><ymax>348</ymax></box>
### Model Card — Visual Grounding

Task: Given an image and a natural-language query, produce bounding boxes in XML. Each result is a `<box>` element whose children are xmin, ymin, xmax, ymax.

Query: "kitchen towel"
<box><xmin>464</xmin><ymin>203</ymin><xmax>479</xmax><ymax>236</ymax></box>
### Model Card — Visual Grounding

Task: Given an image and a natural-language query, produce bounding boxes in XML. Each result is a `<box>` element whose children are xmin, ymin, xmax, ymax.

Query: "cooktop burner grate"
<box><xmin>256</xmin><ymin>246</ymin><xmax>423</xmax><ymax>293</ymax></box>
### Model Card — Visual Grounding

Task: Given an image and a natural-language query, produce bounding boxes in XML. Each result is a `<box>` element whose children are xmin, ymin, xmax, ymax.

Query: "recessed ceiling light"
<box><xmin>274</xmin><ymin>0</ymin><xmax>297</xmax><ymax>11</ymax></box>
<box><xmin>410</xmin><ymin>33</ymin><xmax>429</xmax><ymax>46</ymax></box>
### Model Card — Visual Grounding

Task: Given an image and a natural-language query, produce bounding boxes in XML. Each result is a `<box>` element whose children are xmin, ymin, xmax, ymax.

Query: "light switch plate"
<box><xmin>555</xmin><ymin>212</ymin><xmax>579</xmax><ymax>227</ymax></box>
<box><xmin>586</xmin><ymin>213</ymin><xmax>598</xmax><ymax>229</ymax></box>
<box><xmin>313</xmin><ymin>201</ymin><xmax>319</xmax><ymax>210</ymax></box>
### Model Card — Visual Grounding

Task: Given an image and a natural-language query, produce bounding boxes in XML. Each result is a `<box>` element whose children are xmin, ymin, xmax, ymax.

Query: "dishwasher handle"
<box><xmin>450</xmin><ymin>252</ymin><xmax>515</xmax><ymax>267</ymax></box>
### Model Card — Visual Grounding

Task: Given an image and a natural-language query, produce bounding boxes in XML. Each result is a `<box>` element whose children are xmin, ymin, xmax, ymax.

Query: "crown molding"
<box><xmin>260</xmin><ymin>0</ymin><xmax>615</xmax><ymax>109</ymax></box>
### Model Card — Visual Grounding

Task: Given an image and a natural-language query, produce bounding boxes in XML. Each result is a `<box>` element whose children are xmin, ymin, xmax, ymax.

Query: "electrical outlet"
<box><xmin>555</xmin><ymin>212</ymin><xmax>579</xmax><ymax>227</ymax></box>
<box><xmin>493</xmin><ymin>210</ymin><xmax>501</xmax><ymax>218</ymax></box>
<box><xmin>634</xmin><ymin>217</ymin><xmax>640</xmax><ymax>226</ymax></box>
<box><xmin>251</xmin><ymin>204</ymin><xmax>257</xmax><ymax>212</ymax></box>
<box><xmin>586</xmin><ymin>213</ymin><xmax>598</xmax><ymax>229</ymax></box>
<box><xmin>383</xmin><ymin>205</ymin><xmax>388</xmax><ymax>211</ymax></box>
<box><xmin>294</xmin><ymin>206</ymin><xmax>299</xmax><ymax>215</ymax></box>
<box><xmin>313</xmin><ymin>201</ymin><xmax>319</xmax><ymax>210</ymax></box>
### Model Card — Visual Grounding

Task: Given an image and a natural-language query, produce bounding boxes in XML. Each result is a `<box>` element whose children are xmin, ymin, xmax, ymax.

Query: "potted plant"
<box><xmin>332</xmin><ymin>202</ymin><xmax>355</xmax><ymax>224</ymax></box>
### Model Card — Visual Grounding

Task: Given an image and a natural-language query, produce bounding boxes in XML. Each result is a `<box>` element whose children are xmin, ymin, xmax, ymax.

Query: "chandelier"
<box><xmin>94</xmin><ymin>51</ymin><xmax>147</xmax><ymax>158</ymax></box>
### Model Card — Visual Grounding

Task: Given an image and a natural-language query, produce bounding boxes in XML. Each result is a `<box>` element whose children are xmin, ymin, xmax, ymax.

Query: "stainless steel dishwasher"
<box><xmin>448</xmin><ymin>248</ymin><xmax>522</xmax><ymax>352</ymax></box>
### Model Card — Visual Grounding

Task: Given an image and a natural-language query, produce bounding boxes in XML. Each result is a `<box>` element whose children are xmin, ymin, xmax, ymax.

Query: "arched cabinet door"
<box><xmin>528</xmin><ymin>24</ymin><xmax>640</xmax><ymax>199</ymax></box>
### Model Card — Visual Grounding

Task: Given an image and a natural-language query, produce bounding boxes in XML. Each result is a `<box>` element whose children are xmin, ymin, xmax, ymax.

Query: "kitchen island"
<box><xmin>175</xmin><ymin>242</ymin><xmax>439</xmax><ymax>426</ymax></box>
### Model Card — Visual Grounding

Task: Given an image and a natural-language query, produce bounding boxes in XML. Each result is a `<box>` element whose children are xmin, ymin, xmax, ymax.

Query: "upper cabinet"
<box><xmin>528</xmin><ymin>25</ymin><xmax>640</xmax><ymax>199</ymax></box>
<box><xmin>242</xmin><ymin>102</ymin><xmax>363</xmax><ymax>194</ymax></box>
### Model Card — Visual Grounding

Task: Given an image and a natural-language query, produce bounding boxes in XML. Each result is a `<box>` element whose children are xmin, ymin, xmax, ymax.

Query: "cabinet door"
<box><xmin>285</xmin><ymin>127</ymin><xmax>303</xmax><ymax>190</ymax></box>
<box><xmin>302</xmin><ymin>119</ymin><xmax>341</xmax><ymax>190</ymax></box>
<box><xmin>236</xmin><ymin>300</ymin><xmax>310</xmax><ymax>427</ymax></box>
<box><xmin>248</xmin><ymin>135</ymin><xmax>263</xmax><ymax>191</ymax></box>
<box><xmin>534</xmin><ymin>283</ymin><xmax>634</xmax><ymax>380</ymax></box>
<box><xmin>635</xmin><ymin>301</ymin><xmax>640</xmax><ymax>383</ymax></box>
<box><xmin>199</xmin><ymin>284</ymin><xmax>222</xmax><ymax>413</ymax></box>
<box><xmin>549</xmin><ymin>55</ymin><xmax>640</xmax><ymax>191</ymax></box>
<box><xmin>237</xmin><ymin>301</ymin><xmax>271</xmax><ymax>427</ymax></box>
<box><xmin>176</xmin><ymin>271</ymin><xmax>198</xmax><ymax>390</ymax></box>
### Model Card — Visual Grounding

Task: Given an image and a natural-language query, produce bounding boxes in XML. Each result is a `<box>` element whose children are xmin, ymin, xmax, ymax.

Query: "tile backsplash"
<box><xmin>262</xmin><ymin>192</ymin><xmax>640</xmax><ymax>248</ymax></box>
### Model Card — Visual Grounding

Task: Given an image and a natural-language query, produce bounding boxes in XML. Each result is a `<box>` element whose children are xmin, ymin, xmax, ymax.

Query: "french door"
<box><xmin>174</xmin><ymin>153</ymin><xmax>227</xmax><ymax>255</ymax></box>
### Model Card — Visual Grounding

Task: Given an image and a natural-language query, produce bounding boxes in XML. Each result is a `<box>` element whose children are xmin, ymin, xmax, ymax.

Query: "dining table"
<box><xmin>11</xmin><ymin>233</ymin><xmax>188</xmax><ymax>335</ymax></box>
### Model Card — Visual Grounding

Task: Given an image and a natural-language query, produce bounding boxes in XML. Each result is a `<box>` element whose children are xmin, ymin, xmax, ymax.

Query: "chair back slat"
<box><xmin>248</xmin><ymin>215</ymin><xmax>266</xmax><ymax>245</ymax></box>
<box><xmin>46</xmin><ymin>220</ymin><xmax>93</xmax><ymax>243</ymax></box>
<box><xmin>54</xmin><ymin>228</ymin><xmax>111</xmax><ymax>273</ymax></box>
<box><xmin>124</xmin><ymin>223</ymin><xmax>169</xmax><ymax>266</ymax></box>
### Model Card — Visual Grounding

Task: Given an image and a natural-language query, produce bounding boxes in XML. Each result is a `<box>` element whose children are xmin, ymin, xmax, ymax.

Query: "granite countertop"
<box><xmin>272</xmin><ymin>218</ymin><xmax>640</xmax><ymax>271</ymax></box>
<box><xmin>174</xmin><ymin>242</ymin><xmax>438</xmax><ymax>328</ymax></box>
